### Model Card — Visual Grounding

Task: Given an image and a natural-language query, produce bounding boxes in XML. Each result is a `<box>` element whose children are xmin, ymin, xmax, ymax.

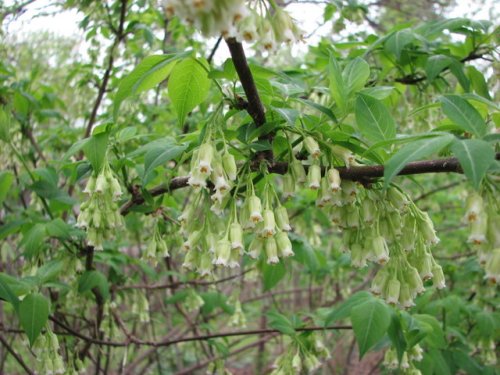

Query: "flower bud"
<box><xmin>327</xmin><ymin>168</ymin><xmax>341</xmax><ymax>192</ymax></box>
<box><xmin>304</xmin><ymin>136</ymin><xmax>321</xmax><ymax>158</ymax></box>
<box><xmin>432</xmin><ymin>264</ymin><xmax>446</xmax><ymax>289</ymax></box>
<box><xmin>419</xmin><ymin>253</ymin><xmax>434</xmax><ymax>281</ymax></box>
<box><xmin>331</xmin><ymin>145</ymin><xmax>355</xmax><ymax>166</ymax></box>
<box><xmin>197</xmin><ymin>143</ymin><xmax>214</xmax><ymax>174</ymax></box>
<box><xmin>351</xmin><ymin>243</ymin><xmax>367</xmax><ymax>268</ymax></box>
<box><xmin>213</xmin><ymin>239</ymin><xmax>231</xmax><ymax>267</ymax></box>
<box><xmin>372</xmin><ymin>236</ymin><xmax>390</xmax><ymax>265</ymax></box>
<box><xmin>276</xmin><ymin>231</ymin><xmax>294</xmax><ymax>257</ymax></box>
<box><xmin>307</xmin><ymin>164</ymin><xmax>321</xmax><ymax>190</ymax></box>
<box><xmin>406</xmin><ymin>266</ymin><xmax>425</xmax><ymax>296</ymax></box>
<box><xmin>247</xmin><ymin>195</ymin><xmax>263</xmax><ymax>223</ymax></box>
<box><xmin>283</xmin><ymin>173</ymin><xmax>295</xmax><ymax>199</ymax></box>
<box><xmin>248</xmin><ymin>236</ymin><xmax>263</xmax><ymax>259</ymax></box>
<box><xmin>387</xmin><ymin>187</ymin><xmax>409</xmax><ymax>210</ymax></box>
<box><xmin>290</xmin><ymin>159</ymin><xmax>306</xmax><ymax>183</ymax></box>
<box><xmin>409</xmin><ymin>344</ymin><xmax>423</xmax><ymax>361</ymax></box>
<box><xmin>228</xmin><ymin>248</ymin><xmax>241</xmax><ymax>268</ymax></box>
<box><xmin>464</xmin><ymin>192</ymin><xmax>483</xmax><ymax>223</ymax></box>
<box><xmin>384</xmin><ymin>348</ymin><xmax>398</xmax><ymax>369</ymax></box>
<box><xmin>418</xmin><ymin>212</ymin><xmax>439</xmax><ymax>245</ymax></box>
<box><xmin>183</xmin><ymin>230</ymin><xmax>202</xmax><ymax>251</ymax></box>
<box><xmin>484</xmin><ymin>248</ymin><xmax>500</xmax><ymax>284</ymax></box>
<box><xmin>222</xmin><ymin>152</ymin><xmax>237</xmax><ymax>181</ymax></box>
<box><xmin>468</xmin><ymin>213</ymin><xmax>488</xmax><ymax>245</ymax></box>
<box><xmin>371</xmin><ymin>269</ymin><xmax>389</xmax><ymax>295</ymax></box>
<box><xmin>261</xmin><ymin>209</ymin><xmax>276</xmax><ymax>237</ymax></box>
<box><xmin>230</xmin><ymin>222</ymin><xmax>244</xmax><ymax>250</ymax></box>
<box><xmin>95</xmin><ymin>172</ymin><xmax>107</xmax><ymax>193</ymax></box>
<box><xmin>292</xmin><ymin>350</ymin><xmax>302</xmax><ymax>371</ymax></box>
<box><xmin>275</xmin><ymin>206</ymin><xmax>291</xmax><ymax>232</ymax></box>
<box><xmin>385</xmin><ymin>278</ymin><xmax>401</xmax><ymax>305</ymax></box>
<box><xmin>399</xmin><ymin>283</ymin><xmax>415</xmax><ymax>308</ymax></box>
<box><xmin>83</xmin><ymin>176</ymin><xmax>96</xmax><ymax>194</ymax></box>
<box><xmin>265</xmin><ymin>237</ymin><xmax>279</xmax><ymax>264</ymax></box>
<box><xmin>316</xmin><ymin>177</ymin><xmax>332</xmax><ymax>207</ymax></box>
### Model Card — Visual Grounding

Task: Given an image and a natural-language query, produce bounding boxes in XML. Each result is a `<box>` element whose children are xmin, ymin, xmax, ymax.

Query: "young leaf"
<box><xmin>451</xmin><ymin>139</ymin><xmax>495</xmax><ymax>189</ymax></box>
<box><xmin>168</xmin><ymin>57</ymin><xmax>211</xmax><ymax>126</ymax></box>
<box><xmin>262</xmin><ymin>260</ymin><xmax>286</xmax><ymax>291</ymax></box>
<box><xmin>78</xmin><ymin>270</ymin><xmax>110</xmax><ymax>300</ymax></box>
<box><xmin>425</xmin><ymin>55</ymin><xmax>453</xmax><ymax>82</ymax></box>
<box><xmin>329</xmin><ymin>55</ymin><xmax>347</xmax><ymax>115</ymax></box>
<box><xmin>114</xmin><ymin>53</ymin><xmax>183</xmax><ymax>118</ymax></box>
<box><xmin>19</xmin><ymin>293</ymin><xmax>50</xmax><ymax>346</ymax></box>
<box><xmin>384</xmin><ymin>134</ymin><xmax>454</xmax><ymax>187</ymax></box>
<box><xmin>440</xmin><ymin>95</ymin><xmax>487</xmax><ymax>137</ymax></box>
<box><xmin>351</xmin><ymin>298</ymin><xmax>391</xmax><ymax>358</ymax></box>
<box><xmin>385</xmin><ymin>29</ymin><xmax>414</xmax><ymax>59</ymax></box>
<box><xmin>0</xmin><ymin>171</ymin><xmax>14</xmax><ymax>207</ymax></box>
<box><xmin>267</xmin><ymin>311</ymin><xmax>296</xmax><ymax>335</ymax></box>
<box><xmin>0</xmin><ymin>276</ymin><xmax>20</xmax><ymax>309</ymax></box>
<box><xmin>355</xmin><ymin>93</ymin><xmax>396</xmax><ymax>143</ymax></box>
<box><xmin>83</xmin><ymin>131</ymin><xmax>109</xmax><ymax>172</ymax></box>
<box><xmin>325</xmin><ymin>291</ymin><xmax>373</xmax><ymax>325</ymax></box>
<box><xmin>343</xmin><ymin>57</ymin><xmax>370</xmax><ymax>94</ymax></box>
<box><xmin>143</xmin><ymin>142</ymin><xmax>187</xmax><ymax>184</ymax></box>
<box><xmin>387</xmin><ymin>313</ymin><xmax>407</xmax><ymax>362</ymax></box>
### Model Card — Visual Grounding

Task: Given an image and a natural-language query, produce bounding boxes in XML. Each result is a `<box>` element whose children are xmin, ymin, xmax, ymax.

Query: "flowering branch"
<box><xmin>120</xmin><ymin>153</ymin><xmax>500</xmax><ymax>215</ymax></box>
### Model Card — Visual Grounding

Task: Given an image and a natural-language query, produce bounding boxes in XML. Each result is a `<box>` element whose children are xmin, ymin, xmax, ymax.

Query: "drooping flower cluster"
<box><xmin>77</xmin><ymin>159</ymin><xmax>123</xmax><ymax>250</ymax></box>
<box><xmin>143</xmin><ymin>218</ymin><xmax>170</xmax><ymax>266</ymax></box>
<box><xmin>279</xmin><ymin>134</ymin><xmax>443</xmax><ymax>307</ymax></box>
<box><xmin>383</xmin><ymin>344</ymin><xmax>424</xmax><ymax>375</ymax></box>
<box><xmin>270</xmin><ymin>333</ymin><xmax>330</xmax><ymax>374</ymax></box>
<box><xmin>164</xmin><ymin>0</ymin><xmax>303</xmax><ymax>50</ymax></box>
<box><xmin>130</xmin><ymin>290</ymin><xmax>150</xmax><ymax>323</ymax></box>
<box><xmin>463</xmin><ymin>189</ymin><xmax>499</xmax><ymax>284</ymax></box>
<box><xmin>32</xmin><ymin>329</ymin><xmax>65</xmax><ymax>375</ymax></box>
<box><xmin>179</xmin><ymin>136</ymin><xmax>294</xmax><ymax>275</ymax></box>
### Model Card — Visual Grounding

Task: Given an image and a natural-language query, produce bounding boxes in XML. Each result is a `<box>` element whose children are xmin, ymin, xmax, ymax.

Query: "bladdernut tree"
<box><xmin>0</xmin><ymin>0</ymin><xmax>498</xmax><ymax>374</ymax></box>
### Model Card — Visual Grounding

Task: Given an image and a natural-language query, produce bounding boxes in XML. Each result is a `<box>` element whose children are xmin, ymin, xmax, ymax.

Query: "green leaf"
<box><xmin>114</xmin><ymin>53</ymin><xmax>183</xmax><ymax>118</ymax></box>
<box><xmin>351</xmin><ymin>298</ymin><xmax>391</xmax><ymax>358</ymax></box>
<box><xmin>451</xmin><ymin>139</ymin><xmax>495</xmax><ymax>189</ymax></box>
<box><xmin>78</xmin><ymin>270</ymin><xmax>109</xmax><ymax>300</ymax></box>
<box><xmin>267</xmin><ymin>311</ymin><xmax>296</xmax><ymax>335</ymax></box>
<box><xmin>343</xmin><ymin>57</ymin><xmax>370</xmax><ymax>94</ymax></box>
<box><xmin>414</xmin><ymin>314</ymin><xmax>446</xmax><ymax>349</ymax></box>
<box><xmin>83</xmin><ymin>131</ymin><xmax>109</xmax><ymax>172</ymax></box>
<box><xmin>474</xmin><ymin>311</ymin><xmax>496</xmax><ymax>339</ymax></box>
<box><xmin>427</xmin><ymin>349</ymin><xmax>451</xmax><ymax>375</ymax></box>
<box><xmin>0</xmin><ymin>108</ymin><xmax>11</xmax><ymax>142</ymax></box>
<box><xmin>0</xmin><ymin>171</ymin><xmax>14</xmax><ymax>207</ymax></box>
<box><xmin>387</xmin><ymin>313</ymin><xmax>407</xmax><ymax>362</ymax></box>
<box><xmin>384</xmin><ymin>134</ymin><xmax>454</xmax><ymax>187</ymax></box>
<box><xmin>143</xmin><ymin>142</ymin><xmax>187</xmax><ymax>184</ymax></box>
<box><xmin>21</xmin><ymin>223</ymin><xmax>47</xmax><ymax>258</ymax></box>
<box><xmin>19</xmin><ymin>293</ymin><xmax>50</xmax><ymax>346</ymax></box>
<box><xmin>355</xmin><ymin>93</ymin><xmax>396</xmax><ymax>143</ymax></box>
<box><xmin>329</xmin><ymin>55</ymin><xmax>347</xmax><ymax>115</ymax></box>
<box><xmin>0</xmin><ymin>276</ymin><xmax>19</xmax><ymax>309</ymax></box>
<box><xmin>425</xmin><ymin>55</ymin><xmax>453</xmax><ymax>81</ymax></box>
<box><xmin>325</xmin><ymin>291</ymin><xmax>372</xmax><ymax>325</ymax></box>
<box><xmin>294</xmin><ymin>98</ymin><xmax>338</xmax><ymax>123</ymax></box>
<box><xmin>262</xmin><ymin>260</ymin><xmax>286</xmax><ymax>291</ymax></box>
<box><xmin>168</xmin><ymin>57</ymin><xmax>211</xmax><ymax>125</ymax></box>
<box><xmin>385</xmin><ymin>29</ymin><xmax>414</xmax><ymax>59</ymax></box>
<box><xmin>440</xmin><ymin>95</ymin><xmax>487</xmax><ymax>137</ymax></box>
<box><xmin>466</xmin><ymin>66</ymin><xmax>491</xmax><ymax>100</ymax></box>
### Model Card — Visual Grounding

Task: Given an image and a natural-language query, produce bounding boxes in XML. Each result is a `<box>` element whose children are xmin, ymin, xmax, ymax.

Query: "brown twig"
<box><xmin>83</xmin><ymin>0</ymin><xmax>128</xmax><ymax>138</ymax></box>
<box><xmin>0</xmin><ymin>334</ymin><xmax>35</xmax><ymax>375</ymax></box>
<box><xmin>120</xmin><ymin>153</ymin><xmax>500</xmax><ymax>215</ymax></box>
